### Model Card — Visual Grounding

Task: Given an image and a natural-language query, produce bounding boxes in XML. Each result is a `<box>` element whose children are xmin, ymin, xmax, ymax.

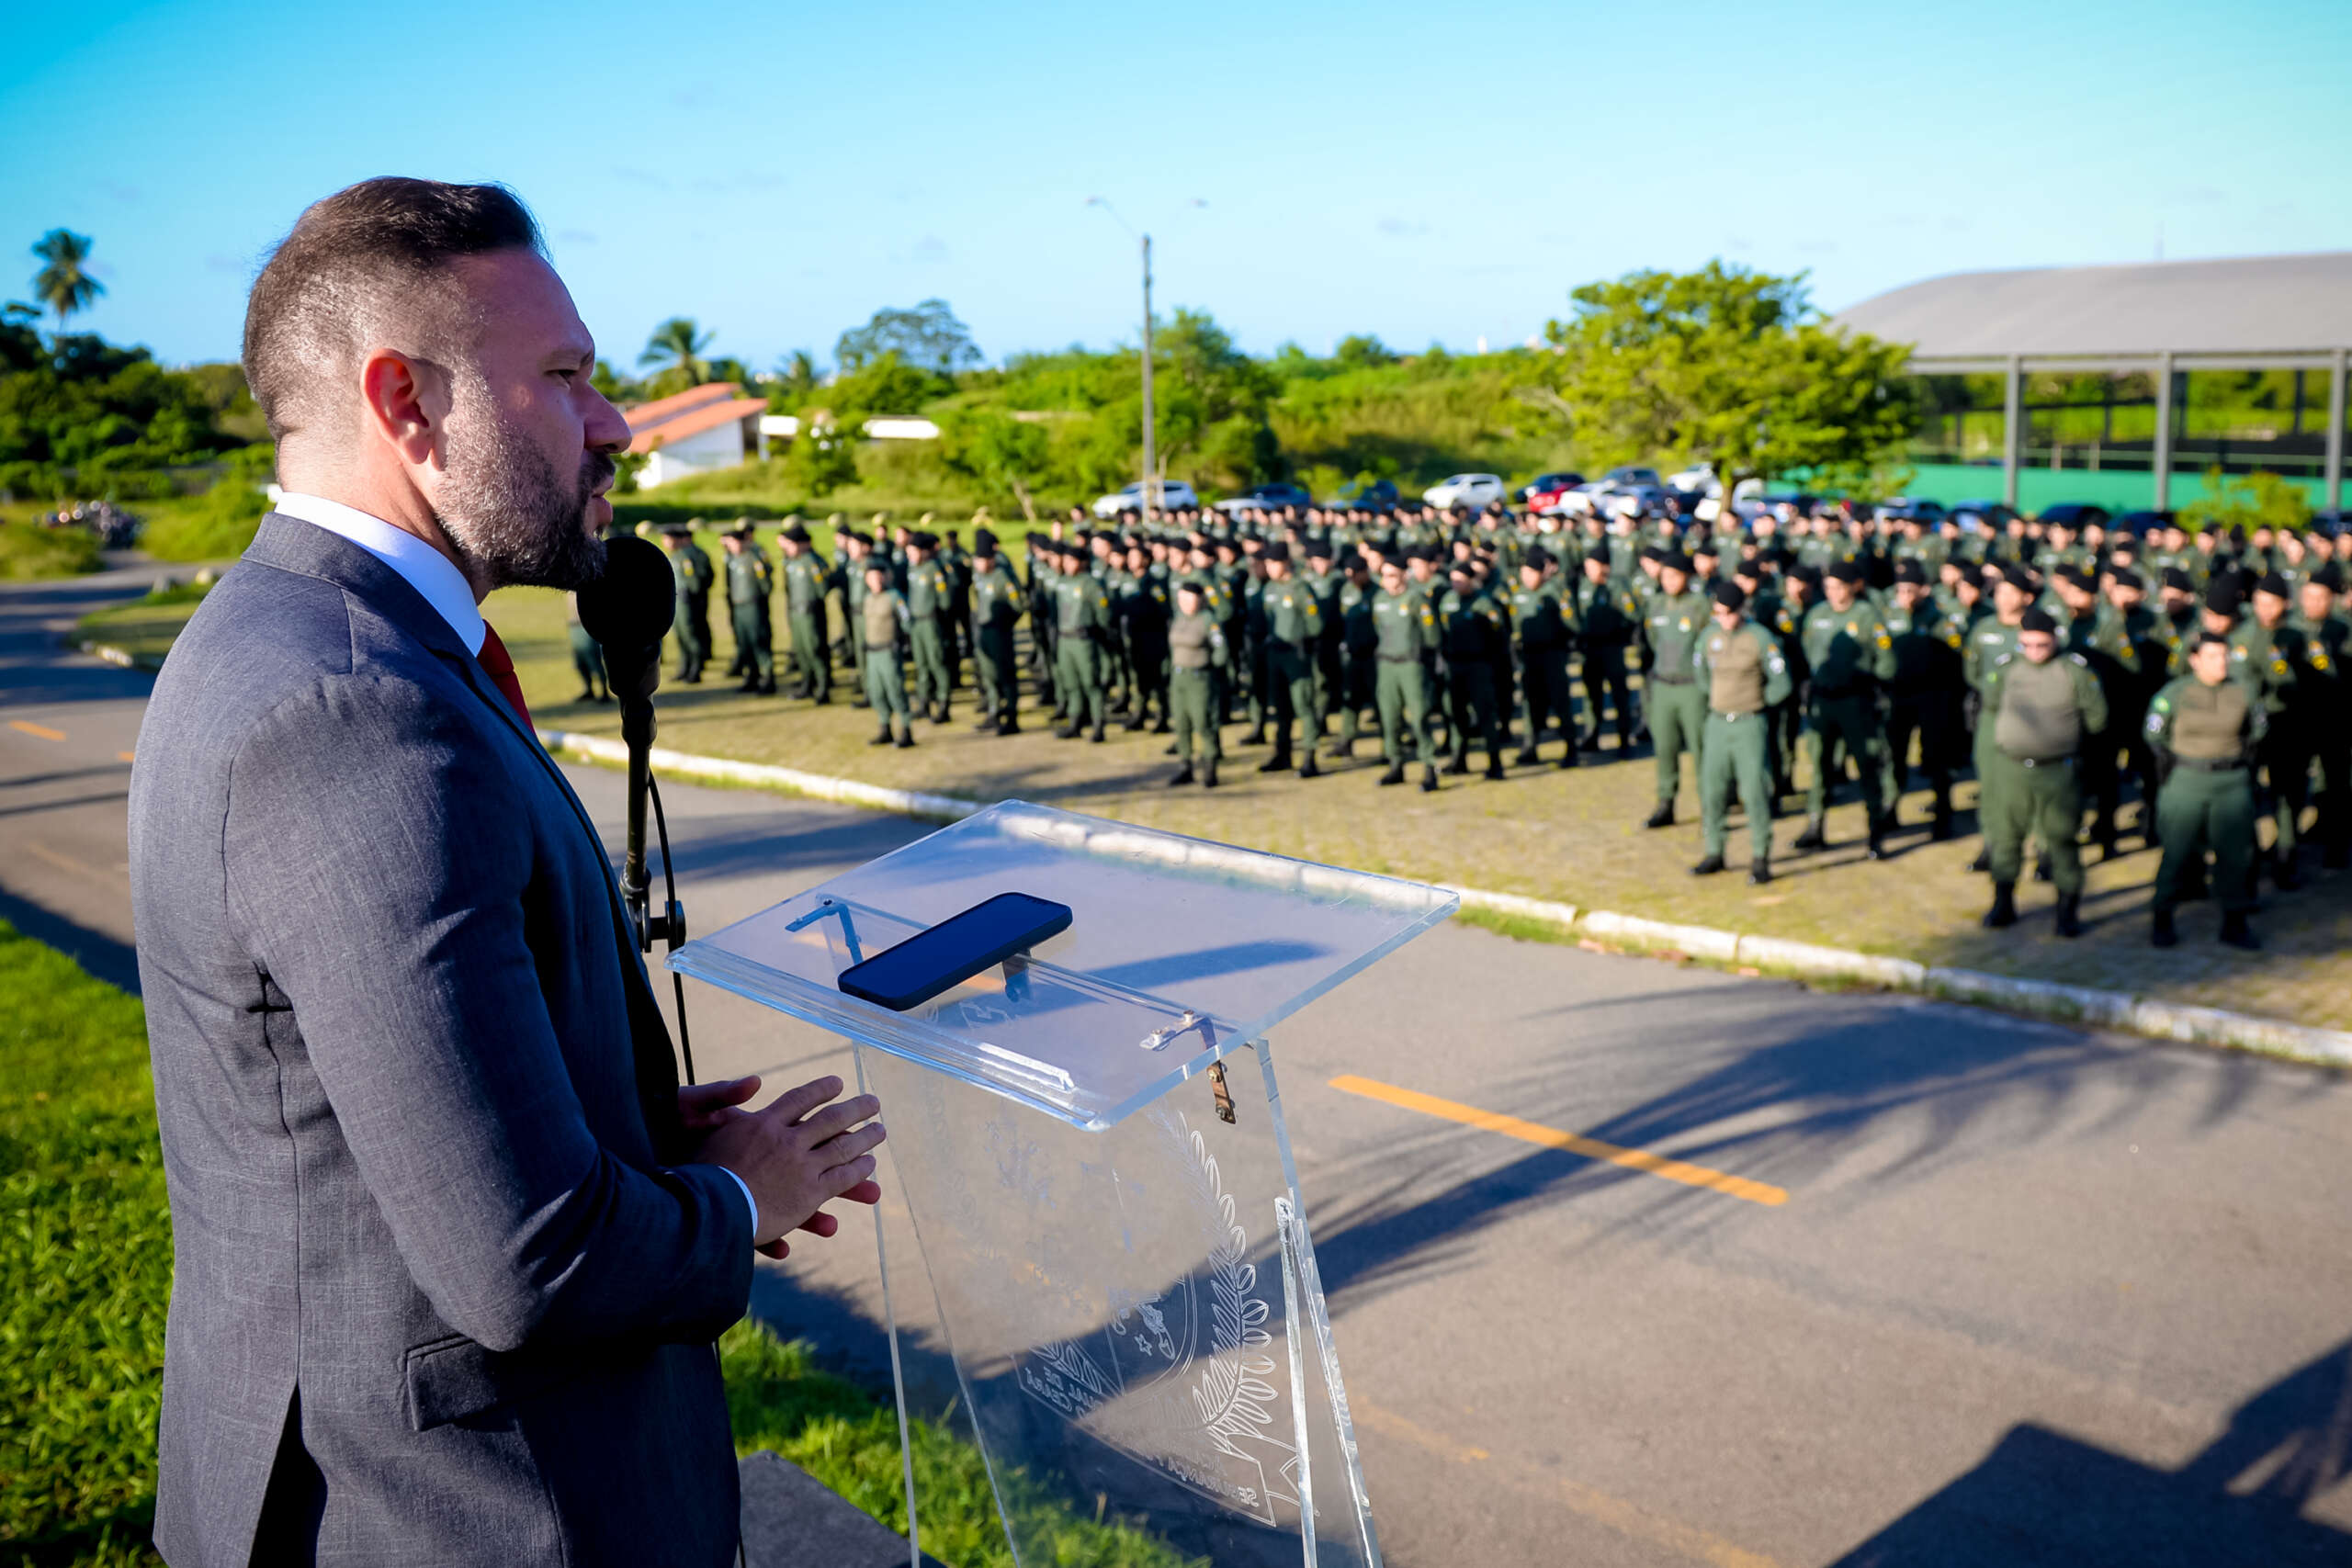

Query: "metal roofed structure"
<box><xmin>1833</xmin><ymin>253</ymin><xmax>2351</xmax><ymax>511</ymax></box>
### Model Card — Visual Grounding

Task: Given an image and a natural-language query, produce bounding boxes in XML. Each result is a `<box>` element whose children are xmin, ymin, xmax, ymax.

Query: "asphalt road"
<box><xmin>7</xmin><ymin>564</ymin><xmax>2352</xmax><ymax>1567</ymax></box>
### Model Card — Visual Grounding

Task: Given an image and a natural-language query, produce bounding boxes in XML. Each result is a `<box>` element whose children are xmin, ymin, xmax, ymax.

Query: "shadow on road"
<box><xmin>1832</xmin><ymin>1336</ymin><xmax>2352</xmax><ymax>1565</ymax></box>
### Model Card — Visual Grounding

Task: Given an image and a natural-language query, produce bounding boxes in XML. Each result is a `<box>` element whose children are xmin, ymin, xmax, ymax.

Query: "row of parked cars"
<box><xmin>1091</xmin><ymin>473</ymin><xmax>2267</xmax><ymax>536</ymax></box>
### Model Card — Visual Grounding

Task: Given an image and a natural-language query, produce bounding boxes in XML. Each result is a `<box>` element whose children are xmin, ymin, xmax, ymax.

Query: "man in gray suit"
<box><xmin>128</xmin><ymin>177</ymin><xmax>885</xmax><ymax>1566</ymax></box>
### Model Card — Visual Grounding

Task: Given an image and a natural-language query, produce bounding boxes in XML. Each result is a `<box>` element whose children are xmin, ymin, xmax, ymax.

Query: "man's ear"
<box><xmin>359</xmin><ymin>349</ymin><xmax>442</xmax><ymax>468</ymax></box>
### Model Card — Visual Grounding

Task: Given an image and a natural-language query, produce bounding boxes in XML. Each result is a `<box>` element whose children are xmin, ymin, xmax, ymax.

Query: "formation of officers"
<box><xmin>590</xmin><ymin>496</ymin><xmax>2352</xmax><ymax>953</ymax></box>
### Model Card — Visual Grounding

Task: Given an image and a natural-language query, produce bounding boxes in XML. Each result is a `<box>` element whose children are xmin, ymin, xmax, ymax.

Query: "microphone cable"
<box><xmin>647</xmin><ymin>771</ymin><xmax>695</xmax><ymax>1086</ymax></box>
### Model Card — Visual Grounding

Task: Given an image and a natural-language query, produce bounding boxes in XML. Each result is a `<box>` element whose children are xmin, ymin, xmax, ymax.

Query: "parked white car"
<box><xmin>1667</xmin><ymin>462</ymin><xmax>1719</xmax><ymax>497</ymax></box>
<box><xmin>1091</xmin><ymin>479</ymin><xmax>1200</xmax><ymax>518</ymax></box>
<box><xmin>1422</xmin><ymin>473</ymin><xmax>1507</xmax><ymax>511</ymax></box>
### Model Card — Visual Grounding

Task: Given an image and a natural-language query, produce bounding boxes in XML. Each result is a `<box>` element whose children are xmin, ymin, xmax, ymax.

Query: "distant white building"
<box><xmin>625</xmin><ymin>382</ymin><xmax>769</xmax><ymax>488</ymax></box>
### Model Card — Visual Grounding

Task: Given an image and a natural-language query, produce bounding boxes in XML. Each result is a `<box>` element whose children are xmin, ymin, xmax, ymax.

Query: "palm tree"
<box><xmin>31</xmin><ymin>230</ymin><xmax>104</xmax><ymax>330</ymax></box>
<box><xmin>639</xmin><ymin>317</ymin><xmax>714</xmax><ymax>386</ymax></box>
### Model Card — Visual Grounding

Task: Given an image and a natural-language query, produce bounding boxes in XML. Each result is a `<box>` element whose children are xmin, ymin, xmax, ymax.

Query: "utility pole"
<box><xmin>1139</xmin><ymin>232</ymin><xmax>1155</xmax><ymax>514</ymax></box>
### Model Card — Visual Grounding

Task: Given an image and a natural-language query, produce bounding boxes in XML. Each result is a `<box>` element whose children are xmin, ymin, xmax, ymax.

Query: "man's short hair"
<box><xmin>243</xmin><ymin>178</ymin><xmax>544</xmax><ymax>445</ymax></box>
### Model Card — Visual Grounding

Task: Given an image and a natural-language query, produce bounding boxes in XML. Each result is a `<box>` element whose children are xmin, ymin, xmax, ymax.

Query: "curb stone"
<box><xmin>537</xmin><ymin>728</ymin><xmax>2352</xmax><ymax>1070</ymax></box>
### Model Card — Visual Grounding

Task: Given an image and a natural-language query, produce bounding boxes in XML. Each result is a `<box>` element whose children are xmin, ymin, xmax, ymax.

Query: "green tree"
<box><xmin>769</xmin><ymin>349</ymin><xmax>820</xmax><ymax>409</ymax></box>
<box><xmin>31</xmin><ymin>230</ymin><xmax>104</xmax><ymax>330</ymax></box>
<box><xmin>781</xmin><ymin>417</ymin><xmax>858</xmax><ymax>497</ymax></box>
<box><xmin>2180</xmin><ymin>467</ymin><xmax>2312</xmax><ymax>535</ymax></box>
<box><xmin>835</xmin><ymin>299</ymin><xmax>981</xmax><ymax>376</ymax></box>
<box><xmin>1535</xmin><ymin>261</ymin><xmax>1915</xmax><ymax>502</ymax></box>
<box><xmin>639</xmin><ymin>317</ymin><xmax>714</xmax><ymax>386</ymax></box>
<box><xmin>1333</xmin><ymin>333</ymin><xmax>1396</xmax><ymax>369</ymax></box>
<box><xmin>938</xmin><ymin>409</ymin><xmax>1050</xmax><ymax>519</ymax></box>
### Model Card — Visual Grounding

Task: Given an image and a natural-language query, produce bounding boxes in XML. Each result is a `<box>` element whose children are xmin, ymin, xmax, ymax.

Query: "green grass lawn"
<box><xmin>0</xmin><ymin>524</ymin><xmax>104</xmax><ymax>581</ymax></box>
<box><xmin>0</xmin><ymin>922</ymin><xmax>1193</xmax><ymax>1566</ymax></box>
<box><xmin>481</xmin><ymin>582</ymin><xmax>2352</xmax><ymax>1034</ymax></box>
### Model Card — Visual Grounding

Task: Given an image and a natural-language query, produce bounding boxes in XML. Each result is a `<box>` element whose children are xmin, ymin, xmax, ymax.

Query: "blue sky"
<box><xmin>5</xmin><ymin>0</ymin><xmax>2347</xmax><ymax>372</ymax></box>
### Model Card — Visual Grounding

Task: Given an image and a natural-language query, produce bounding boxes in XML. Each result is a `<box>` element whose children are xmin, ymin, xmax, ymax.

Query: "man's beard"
<box><xmin>435</xmin><ymin>396</ymin><xmax>612</xmax><ymax>592</ymax></box>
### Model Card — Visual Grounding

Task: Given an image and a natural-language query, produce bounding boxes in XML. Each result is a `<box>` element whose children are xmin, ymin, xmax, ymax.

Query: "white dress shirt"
<box><xmin>272</xmin><ymin>493</ymin><xmax>760</xmax><ymax>1238</ymax></box>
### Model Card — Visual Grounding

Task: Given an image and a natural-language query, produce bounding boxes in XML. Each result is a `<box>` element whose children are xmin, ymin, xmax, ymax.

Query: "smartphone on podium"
<box><xmin>836</xmin><ymin>892</ymin><xmax>1073</xmax><ymax>1012</ymax></box>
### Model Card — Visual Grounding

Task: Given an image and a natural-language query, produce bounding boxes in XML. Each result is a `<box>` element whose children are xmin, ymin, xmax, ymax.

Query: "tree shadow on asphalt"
<box><xmin>1301</xmin><ymin>972</ymin><xmax>2344</xmax><ymax>1316</ymax></box>
<box><xmin>1827</xmin><ymin>1335</ymin><xmax>2352</xmax><ymax>1565</ymax></box>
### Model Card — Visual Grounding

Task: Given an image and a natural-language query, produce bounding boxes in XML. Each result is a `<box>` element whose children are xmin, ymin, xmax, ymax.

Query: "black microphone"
<box><xmin>577</xmin><ymin>536</ymin><xmax>681</xmax><ymax>952</ymax></box>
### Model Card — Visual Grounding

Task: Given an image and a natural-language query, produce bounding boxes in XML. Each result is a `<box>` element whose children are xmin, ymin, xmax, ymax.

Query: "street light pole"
<box><xmin>1139</xmin><ymin>232</ymin><xmax>1155</xmax><ymax>514</ymax></box>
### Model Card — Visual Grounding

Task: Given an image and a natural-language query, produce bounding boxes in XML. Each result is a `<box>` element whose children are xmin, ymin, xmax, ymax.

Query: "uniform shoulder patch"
<box><xmin>2067</xmin><ymin>652</ymin><xmax>2088</xmax><ymax>666</ymax></box>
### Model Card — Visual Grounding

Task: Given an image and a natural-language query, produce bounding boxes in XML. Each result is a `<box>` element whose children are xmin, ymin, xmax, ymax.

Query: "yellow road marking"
<box><xmin>1355</xmin><ymin>1399</ymin><xmax>1786</xmax><ymax>1568</ymax></box>
<box><xmin>8</xmin><ymin>719</ymin><xmax>66</xmax><ymax>741</ymax></box>
<box><xmin>1329</xmin><ymin>1074</ymin><xmax>1788</xmax><ymax>1207</ymax></box>
<box><xmin>118</xmin><ymin>750</ymin><xmax>136</xmax><ymax>763</ymax></box>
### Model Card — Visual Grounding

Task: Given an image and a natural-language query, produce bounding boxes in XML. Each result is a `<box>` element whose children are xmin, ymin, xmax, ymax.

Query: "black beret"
<box><xmin>971</xmin><ymin>527</ymin><xmax>998</xmax><ymax>551</ymax></box>
<box><xmin>1305</xmin><ymin>538</ymin><xmax>1334</xmax><ymax>558</ymax></box>
<box><xmin>2110</xmin><ymin>568</ymin><xmax>2144</xmax><ymax>591</ymax></box>
<box><xmin>1711</xmin><ymin>579</ymin><xmax>1748</xmax><ymax>611</ymax></box>
<box><xmin>661</xmin><ymin>521</ymin><xmax>693</xmax><ymax>536</ymax></box>
<box><xmin>2019</xmin><ymin>606</ymin><xmax>2058</xmax><ymax>634</ymax></box>
<box><xmin>1826</xmin><ymin>558</ymin><xmax>1866</xmax><ymax>583</ymax></box>
<box><xmin>1792</xmin><ymin>564</ymin><xmax>1825</xmax><ymax>589</ymax></box>
<box><xmin>1523</xmin><ymin>547</ymin><xmax>1552</xmax><ymax>569</ymax></box>
<box><xmin>2256</xmin><ymin>572</ymin><xmax>2293</xmax><ymax>599</ymax></box>
<box><xmin>2162</xmin><ymin>567</ymin><xmax>2196</xmax><ymax>592</ymax></box>
<box><xmin>2058</xmin><ymin>568</ymin><xmax>2098</xmax><ymax>593</ymax></box>
<box><xmin>910</xmin><ymin>530</ymin><xmax>939</xmax><ymax>550</ymax></box>
<box><xmin>1893</xmin><ymin>558</ymin><xmax>1928</xmax><ymax>584</ymax></box>
<box><xmin>2000</xmin><ymin>563</ymin><xmax>2039</xmax><ymax>591</ymax></box>
<box><xmin>2205</xmin><ymin>579</ymin><xmax>2243</xmax><ymax>615</ymax></box>
<box><xmin>782</xmin><ymin>523</ymin><xmax>812</xmax><ymax>544</ymax></box>
<box><xmin>1658</xmin><ymin>550</ymin><xmax>1694</xmax><ymax>574</ymax></box>
<box><xmin>2312</xmin><ymin>562</ymin><xmax>2345</xmax><ymax>591</ymax></box>
<box><xmin>1261</xmin><ymin>542</ymin><xmax>1290</xmax><ymax>563</ymax></box>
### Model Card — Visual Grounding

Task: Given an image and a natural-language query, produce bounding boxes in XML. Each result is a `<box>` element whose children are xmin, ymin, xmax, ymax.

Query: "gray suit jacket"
<box><xmin>130</xmin><ymin>514</ymin><xmax>753</xmax><ymax>1566</ymax></box>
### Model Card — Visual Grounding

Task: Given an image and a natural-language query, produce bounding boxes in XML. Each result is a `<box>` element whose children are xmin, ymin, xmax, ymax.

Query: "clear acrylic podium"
<box><xmin>672</xmin><ymin>802</ymin><xmax>1455</xmax><ymax>1567</ymax></box>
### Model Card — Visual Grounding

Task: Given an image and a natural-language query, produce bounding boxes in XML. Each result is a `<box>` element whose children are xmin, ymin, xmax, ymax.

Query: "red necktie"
<box><xmin>476</xmin><ymin>622</ymin><xmax>533</xmax><ymax>729</ymax></box>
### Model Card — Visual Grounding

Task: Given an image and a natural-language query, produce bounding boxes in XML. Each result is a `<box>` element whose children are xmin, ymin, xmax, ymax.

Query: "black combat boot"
<box><xmin>1749</xmin><ymin>858</ymin><xmax>1772</xmax><ymax>886</ymax></box>
<box><xmin>1240</xmin><ymin>726</ymin><xmax>1266</xmax><ymax>748</ymax></box>
<box><xmin>1690</xmin><ymin>853</ymin><xmax>1725</xmax><ymax>876</ymax></box>
<box><xmin>1151</xmin><ymin>718</ymin><xmax>1170</xmax><ymax>734</ymax></box>
<box><xmin>1930</xmin><ymin>797</ymin><xmax>1953</xmax><ymax>841</ymax></box>
<box><xmin>1420</xmin><ymin>764</ymin><xmax>1440</xmax><ymax>792</ymax></box>
<box><xmin>868</xmin><ymin>730</ymin><xmax>892</xmax><ymax>747</ymax></box>
<box><xmin>1327</xmin><ymin>737</ymin><xmax>1356</xmax><ymax>761</ymax></box>
<box><xmin>896</xmin><ymin>732</ymin><xmax>916</xmax><ymax>750</ymax></box>
<box><xmin>1125</xmin><ymin>713</ymin><xmax>1148</xmax><ymax>732</ymax></box>
<box><xmin>1444</xmin><ymin>755</ymin><xmax>1471</xmax><ymax>776</ymax></box>
<box><xmin>1484</xmin><ymin>755</ymin><xmax>1507</xmax><ymax>782</ymax></box>
<box><xmin>1259</xmin><ymin>743</ymin><xmax>1292</xmax><ymax>773</ymax></box>
<box><xmin>1054</xmin><ymin>721</ymin><xmax>1081</xmax><ymax>739</ymax></box>
<box><xmin>1000</xmin><ymin>717</ymin><xmax>1020</xmax><ymax>736</ymax></box>
<box><xmin>1202</xmin><ymin>758</ymin><xmax>1219</xmax><ymax>789</ymax></box>
<box><xmin>974</xmin><ymin>717</ymin><xmax>1000</xmax><ymax>733</ymax></box>
<box><xmin>2273</xmin><ymin>851</ymin><xmax>2303</xmax><ymax>891</ymax></box>
<box><xmin>2150</xmin><ymin>907</ymin><xmax>2177</xmax><ymax>948</ymax></box>
<box><xmin>1866</xmin><ymin>827</ymin><xmax>1889</xmax><ymax>862</ymax></box>
<box><xmin>2053</xmin><ymin>892</ymin><xmax>2084</xmax><ymax>938</ymax></box>
<box><xmin>1514</xmin><ymin>748</ymin><xmax>1540</xmax><ymax>767</ymax></box>
<box><xmin>1299</xmin><ymin>750</ymin><xmax>1321</xmax><ymax>780</ymax></box>
<box><xmin>1557</xmin><ymin>747</ymin><xmax>1577</xmax><ymax>770</ymax></box>
<box><xmin>1168</xmin><ymin>764</ymin><xmax>1196</xmax><ymax>787</ymax></box>
<box><xmin>1089</xmin><ymin>722</ymin><xmax>1106</xmax><ymax>743</ymax></box>
<box><xmin>1982</xmin><ymin>881</ymin><xmax>2018</xmax><ymax>929</ymax></box>
<box><xmin>1644</xmin><ymin>801</ymin><xmax>1675</xmax><ymax>829</ymax></box>
<box><xmin>1792</xmin><ymin>818</ymin><xmax>1826</xmax><ymax>852</ymax></box>
<box><xmin>1378</xmin><ymin>761</ymin><xmax>1407</xmax><ymax>786</ymax></box>
<box><xmin>2219</xmin><ymin>910</ymin><xmax>2259</xmax><ymax>950</ymax></box>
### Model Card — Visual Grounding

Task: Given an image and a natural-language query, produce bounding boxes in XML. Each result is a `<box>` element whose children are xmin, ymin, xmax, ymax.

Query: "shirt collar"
<box><xmin>273</xmin><ymin>492</ymin><xmax>486</xmax><ymax>656</ymax></box>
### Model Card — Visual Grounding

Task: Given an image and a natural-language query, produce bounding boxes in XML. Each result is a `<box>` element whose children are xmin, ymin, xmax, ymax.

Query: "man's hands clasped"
<box><xmin>682</xmin><ymin>1075</ymin><xmax>884</xmax><ymax>1258</ymax></box>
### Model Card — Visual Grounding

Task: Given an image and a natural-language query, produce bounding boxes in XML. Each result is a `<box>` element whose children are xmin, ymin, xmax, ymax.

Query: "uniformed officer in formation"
<box><xmin>1692</xmin><ymin>579</ymin><xmax>1792</xmax><ymax>883</ymax></box>
<box><xmin>1883</xmin><ymin>559</ymin><xmax>1966</xmax><ymax>838</ymax></box>
<box><xmin>777</xmin><ymin>521</ymin><xmax>831</xmax><ymax>704</ymax></box>
<box><xmin>1639</xmin><ymin>551</ymin><xmax>1708</xmax><ymax>827</ymax></box>
<box><xmin>1438</xmin><ymin>561</ymin><xmax>1510</xmax><ymax>780</ymax></box>
<box><xmin>903</xmin><ymin>530</ymin><xmax>954</xmax><ymax>724</ymax></box>
<box><xmin>660</xmin><ymin>519</ymin><xmax>714</xmax><ymax>682</ymax></box>
<box><xmin>2144</xmin><ymin>631</ymin><xmax>2264</xmax><ymax>949</ymax></box>
<box><xmin>1166</xmin><ymin>577</ymin><xmax>1229</xmax><ymax>787</ymax></box>
<box><xmin>1257</xmin><ymin>544</ymin><xmax>1325</xmax><ymax>776</ymax></box>
<box><xmin>1793</xmin><ymin>558</ymin><xmax>1895</xmax><ymax>858</ymax></box>
<box><xmin>565</xmin><ymin>591</ymin><xmax>610</xmax><ymax>704</ymax></box>
<box><xmin>967</xmin><ymin>530</ymin><xmax>1023</xmax><ymax>735</ymax></box>
<box><xmin>1510</xmin><ymin>548</ymin><xmax>1579</xmax><ymax>769</ymax></box>
<box><xmin>719</xmin><ymin>519</ymin><xmax>776</xmax><ymax>695</ymax></box>
<box><xmin>1051</xmin><ymin>540</ymin><xmax>1113</xmax><ymax>742</ymax></box>
<box><xmin>1372</xmin><ymin>555</ymin><xmax>1442</xmax><ymax>792</ymax></box>
<box><xmin>1978</xmin><ymin>606</ymin><xmax>2107</xmax><ymax>936</ymax></box>
<box><xmin>859</xmin><ymin>557</ymin><xmax>916</xmax><ymax>749</ymax></box>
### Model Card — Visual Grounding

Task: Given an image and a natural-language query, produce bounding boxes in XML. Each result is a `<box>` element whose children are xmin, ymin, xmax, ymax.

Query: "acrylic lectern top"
<box><xmin>669</xmin><ymin>801</ymin><xmax>1456</xmax><ymax>1129</ymax></box>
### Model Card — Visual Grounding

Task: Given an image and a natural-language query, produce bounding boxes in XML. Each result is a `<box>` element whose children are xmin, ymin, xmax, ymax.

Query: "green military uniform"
<box><xmin>1641</xmin><ymin>587</ymin><xmax>1710</xmax><ymax>820</ymax></box>
<box><xmin>1964</xmin><ymin>614</ymin><xmax>2026</xmax><ymax>867</ymax></box>
<box><xmin>2144</xmin><ymin>668</ymin><xmax>2264</xmax><ymax>942</ymax></box>
<box><xmin>1509</xmin><ymin>575</ymin><xmax>1578</xmax><ymax>769</ymax></box>
<box><xmin>1304</xmin><ymin>558</ymin><xmax>1347</xmax><ymax>743</ymax></box>
<box><xmin>565</xmin><ymin>592</ymin><xmax>609</xmax><ymax>703</ymax></box>
<box><xmin>1373</xmin><ymin>584</ymin><xmax>1442</xmax><ymax>790</ymax></box>
<box><xmin>722</xmin><ymin>533</ymin><xmax>776</xmax><ymax>694</ymax></box>
<box><xmin>1053</xmin><ymin>564</ymin><xmax>1114</xmax><ymax>740</ymax></box>
<box><xmin>781</xmin><ymin>539</ymin><xmax>831</xmax><ymax>703</ymax></box>
<box><xmin>1694</xmin><ymin>611</ymin><xmax>1794</xmax><ymax>871</ymax></box>
<box><xmin>969</xmin><ymin>558</ymin><xmax>1023</xmax><ymax>733</ymax></box>
<box><xmin>1166</xmin><ymin>601</ymin><xmax>1229</xmax><ymax>784</ymax></box>
<box><xmin>1575</xmin><ymin>575</ymin><xmax>1642</xmax><ymax>752</ymax></box>
<box><xmin>1114</xmin><ymin>565</ymin><xmax>1172</xmax><ymax>732</ymax></box>
<box><xmin>861</xmin><ymin>580</ymin><xmax>915</xmax><ymax>744</ymax></box>
<box><xmin>1331</xmin><ymin>574</ymin><xmax>1378</xmax><ymax>756</ymax></box>
<box><xmin>1259</xmin><ymin>566</ymin><xmax>1327</xmax><ymax>774</ymax></box>
<box><xmin>2288</xmin><ymin>599</ymin><xmax>2351</xmax><ymax>867</ymax></box>
<box><xmin>1796</xmin><ymin>593</ymin><xmax>1897</xmax><ymax>850</ymax></box>
<box><xmin>665</xmin><ymin>529</ymin><xmax>715</xmax><ymax>682</ymax></box>
<box><xmin>1980</xmin><ymin>649</ymin><xmax>2108</xmax><ymax>923</ymax></box>
<box><xmin>1438</xmin><ymin>579</ymin><xmax>1510</xmax><ymax>778</ymax></box>
<box><xmin>906</xmin><ymin>550</ymin><xmax>953</xmax><ymax>721</ymax></box>
<box><xmin>1883</xmin><ymin>592</ymin><xmax>1968</xmax><ymax>836</ymax></box>
<box><xmin>2230</xmin><ymin>612</ymin><xmax>2303</xmax><ymax>878</ymax></box>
